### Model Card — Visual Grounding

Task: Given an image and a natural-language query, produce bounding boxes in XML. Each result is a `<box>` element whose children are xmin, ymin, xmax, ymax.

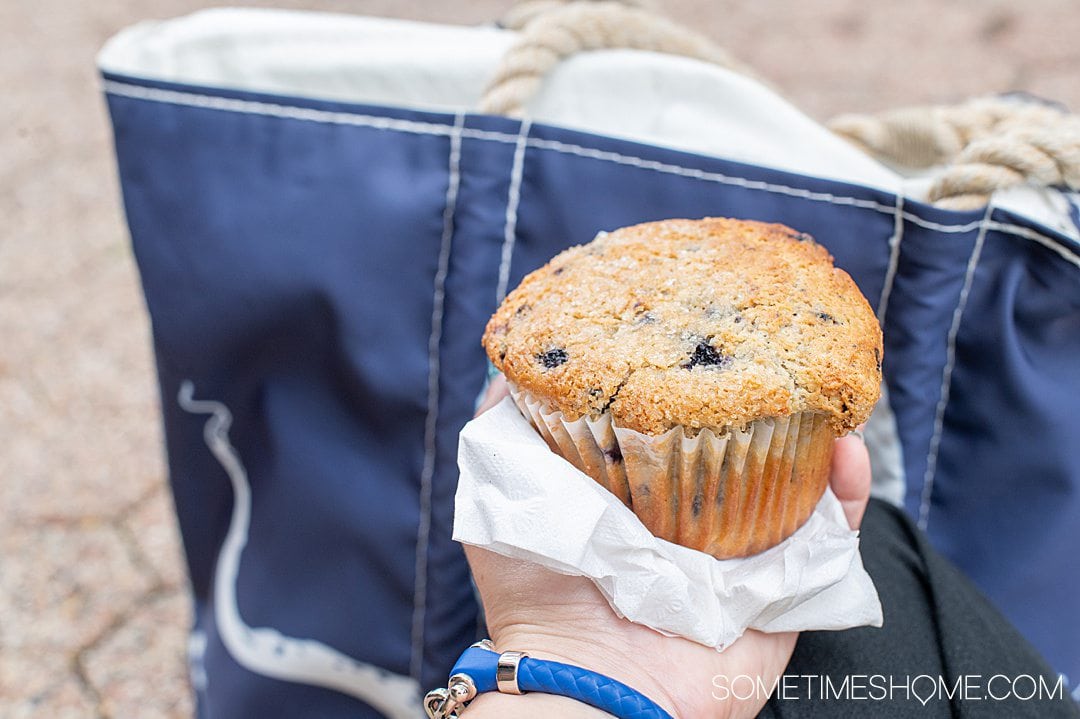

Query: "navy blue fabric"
<box><xmin>103</xmin><ymin>72</ymin><xmax>1080</xmax><ymax>717</ymax></box>
<box><xmin>882</xmin><ymin>215</ymin><xmax>986</xmax><ymax>506</ymax></box>
<box><xmin>923</xmin><ymin>223</ymin><xmax>1080</xmax><ymax>676</ymax></box>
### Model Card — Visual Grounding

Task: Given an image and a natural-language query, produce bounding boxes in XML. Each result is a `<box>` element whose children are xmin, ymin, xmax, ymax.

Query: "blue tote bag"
<box><xmin>99</xmin><ymin>6</ymin><xmax>1080</xmax><ymax>716</ymax></box>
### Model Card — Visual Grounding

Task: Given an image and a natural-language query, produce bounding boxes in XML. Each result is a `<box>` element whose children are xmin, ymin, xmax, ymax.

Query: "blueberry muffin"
<box><xmin>482</xmin><ymin>218</ymin><xmax>882</xmax><ymax>558</ymax></box>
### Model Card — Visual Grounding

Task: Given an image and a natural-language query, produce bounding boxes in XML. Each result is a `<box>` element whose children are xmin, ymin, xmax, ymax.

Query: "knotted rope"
<box><xmin>830</xmin><ymin>96</ymin><xmax>1080</xmax><ymax>209</ymax></box>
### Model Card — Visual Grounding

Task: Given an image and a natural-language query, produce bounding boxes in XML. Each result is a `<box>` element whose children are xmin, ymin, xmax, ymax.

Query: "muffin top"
<box><xmin>483</xmin><ymin>218</ymin><xmax>882</xmax><ymax>435</ymax></box>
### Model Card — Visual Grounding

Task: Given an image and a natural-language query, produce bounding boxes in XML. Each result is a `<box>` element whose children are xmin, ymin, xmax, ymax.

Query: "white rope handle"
<box><xmin>480</xmin><ymin>0</ymin><xmax>759</xmax><ymax>117</ymax></box>
<box><xmin>829</xmin><ymin>97</ymin><xmax>1080</xmax><ymax>209</ymax></box>
<box><xmin>489</xmin><ymin>2</ymin><xmax>1079</xmax><ymax>209</ymax></box>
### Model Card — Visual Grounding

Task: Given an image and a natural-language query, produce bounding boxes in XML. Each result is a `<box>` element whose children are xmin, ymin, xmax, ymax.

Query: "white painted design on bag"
<box><xmin>177</xmin><ymin>382</ymin><xmax>421</xmax><ymax>718</ymax></box>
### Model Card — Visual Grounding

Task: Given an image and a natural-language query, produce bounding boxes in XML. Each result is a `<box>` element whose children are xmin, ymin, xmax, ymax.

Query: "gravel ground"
<box><xmin>2</xmin><ymin>1</ymin><xmax>1077</xmax><ymax>716</ymax></box>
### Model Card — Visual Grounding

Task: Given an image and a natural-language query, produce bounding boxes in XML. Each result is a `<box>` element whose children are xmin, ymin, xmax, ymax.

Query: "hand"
<box><xmin>465</xmin><ymin>375</ymin><xmax>872</xmax><ymax>718</ymax></box>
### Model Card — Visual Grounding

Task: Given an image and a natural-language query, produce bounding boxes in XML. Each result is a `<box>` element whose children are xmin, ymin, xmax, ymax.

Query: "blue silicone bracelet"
<box><xmin>446</xmin><ymin>643</ymin><xmax>674</xmax><ymax>719</ymax></box>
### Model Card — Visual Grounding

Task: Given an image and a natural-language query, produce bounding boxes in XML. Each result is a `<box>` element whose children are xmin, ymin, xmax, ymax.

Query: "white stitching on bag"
<box><xmin>411</xmin><ymin>111</ymin><xmax>465</xmax><ymax>681</ymax></box>
<box><xmin>877</xmin><ymin>194</ymin><xmax>905</xmax><ymax>323</ymax></box>
<box><xmin>102</xmin><ymin>79</ymin><xmax>1080</xmax><ymax>267</ymax></box>
<box><xmin>986</xmin><ymin>220</ymin><xmax>1080</xmax><ymax>268</ymax></box>
<box><xmin>496</xmin><ymin>118</ymin><xmax>532</xmax><ymax>306</ymax></box>
<box><xmin>918</xmin><ymin>204</ymin><xmax>994</xmax><ymax>530</ymax></box>
<box><xmin>525</xmin><ymin>136</ymin><xmax>892</xmax><ymax>209</ymax></box>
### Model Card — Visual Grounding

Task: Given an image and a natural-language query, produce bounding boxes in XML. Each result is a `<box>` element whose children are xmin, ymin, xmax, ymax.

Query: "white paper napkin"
<box><xmin>454</xmin><ymin>397</ymin><xmax>883</xmax><ymax>650</ymax></box>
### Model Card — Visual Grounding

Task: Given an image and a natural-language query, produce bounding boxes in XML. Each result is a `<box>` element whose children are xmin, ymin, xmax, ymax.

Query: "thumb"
<box><xmin>475</xmin><ymin>373</ymin><xmax>509</xmax><ymax>416</ymax></box>
<box><xmin>830</xmin><ymin>429</ymin><xmax>872</xmax><ymax>530</ymax></box>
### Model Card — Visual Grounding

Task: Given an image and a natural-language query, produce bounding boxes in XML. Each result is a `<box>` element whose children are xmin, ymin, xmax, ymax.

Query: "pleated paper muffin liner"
<box><xmin>509</xmin><ymin>383</ymin><xmax>835</xmax><ymax>559</ymax></box>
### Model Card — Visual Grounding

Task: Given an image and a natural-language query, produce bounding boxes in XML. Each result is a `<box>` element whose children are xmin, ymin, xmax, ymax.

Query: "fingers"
<box><xmin>475</xmin><ymin>373</ymin><xmax>509</xmax><ymax>416</ymax></box>
<box><xmin>830</xmin><ymin>430</ymin><xmax>872</xmax><ymax>530</ymax></box>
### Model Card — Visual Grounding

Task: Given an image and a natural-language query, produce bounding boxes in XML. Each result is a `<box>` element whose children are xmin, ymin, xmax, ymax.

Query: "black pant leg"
<box><xmin>758</xmin><ymin>499</ymin><xmax>1078</xmax><ymax>718</ymax></box>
